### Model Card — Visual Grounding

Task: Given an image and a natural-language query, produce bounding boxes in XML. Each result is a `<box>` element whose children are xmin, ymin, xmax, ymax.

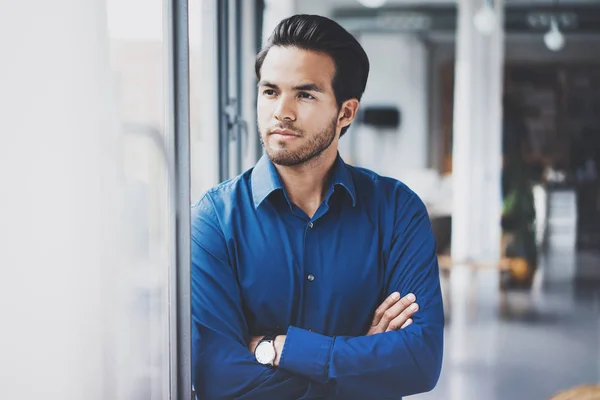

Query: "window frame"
<box><xmin>165</xmin><ymin>0</ymin><xmax>192</xmax><ymax>398</ymax></box>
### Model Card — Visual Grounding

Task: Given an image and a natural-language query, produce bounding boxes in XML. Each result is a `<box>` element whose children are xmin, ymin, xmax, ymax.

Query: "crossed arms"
<box><xmin>191</xmin><ymin>193</ymin><xmax>444</xmax><ymax>399</ymax></box>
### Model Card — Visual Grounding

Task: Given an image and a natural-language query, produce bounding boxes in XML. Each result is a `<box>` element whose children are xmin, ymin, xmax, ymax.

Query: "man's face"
<box><xmin>257</xmin><ymin>46</ymin><xmax>341</xmax><ymax>167</ymax></box>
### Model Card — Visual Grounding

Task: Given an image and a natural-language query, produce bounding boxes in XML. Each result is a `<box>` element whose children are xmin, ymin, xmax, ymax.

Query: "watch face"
<box><xmin>255</xmin><ymin>341</ymin><xmax>275</xmax><ymax>365</ymax></box>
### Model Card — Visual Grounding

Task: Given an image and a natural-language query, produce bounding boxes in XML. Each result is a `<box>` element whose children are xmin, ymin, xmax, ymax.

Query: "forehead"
<box><xmin>260</xmin><ymin>46</ymin><xmax>335</xmax><ymax>90</ymax></box>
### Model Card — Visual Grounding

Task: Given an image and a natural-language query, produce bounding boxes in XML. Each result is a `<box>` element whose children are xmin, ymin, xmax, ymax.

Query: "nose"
<box><xmin>273</xmin><ymin>95</ymin><xmax>296</xmax><ymax>122</ymax></box>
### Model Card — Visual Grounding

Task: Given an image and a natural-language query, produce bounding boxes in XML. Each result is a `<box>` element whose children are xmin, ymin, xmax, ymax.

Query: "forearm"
<box><xmin>329</xmin><ymin>325</ymin><xmax>443</xmax><ymax>398</ymax></box>
<box><xmin>278</xmin><ymin>319</ymin><xmax>443</xmax><ymax>399</ymax></box>
<box><xmin>194</xmin><ymin>325</ymin><xmax>327</xmax><ymax>399</ymax></box>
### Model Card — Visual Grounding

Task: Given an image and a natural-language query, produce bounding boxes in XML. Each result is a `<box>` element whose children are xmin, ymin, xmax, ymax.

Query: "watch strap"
<box><xmin>260</xmin><ymin>334</ymin><xmax>277</xmax><ymax>343</ymax></box>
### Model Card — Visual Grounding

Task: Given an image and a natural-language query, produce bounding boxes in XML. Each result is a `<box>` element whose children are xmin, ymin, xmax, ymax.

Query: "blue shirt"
<box><xmin>191</xmin><ymin>154</ymin><xmax>444</xmax><ymax>399</ymax></box>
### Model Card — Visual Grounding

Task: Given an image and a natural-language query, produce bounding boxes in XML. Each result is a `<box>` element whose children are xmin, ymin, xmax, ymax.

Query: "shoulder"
<box><xmin>191</xmin><ymin>169</ymin><xmax>253</xmax><ymax>225</ymax></box>
<box><xmin>347</xmin><ymin>164</ymin><xmax>427</xmax><ymax>215</ymax></box>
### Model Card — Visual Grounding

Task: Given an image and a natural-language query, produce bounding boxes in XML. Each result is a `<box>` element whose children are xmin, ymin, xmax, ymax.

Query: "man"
<box><xmin>192</xmin><ymin>14</ymin><xmax>444</xmax><ymax>399</ymax></box>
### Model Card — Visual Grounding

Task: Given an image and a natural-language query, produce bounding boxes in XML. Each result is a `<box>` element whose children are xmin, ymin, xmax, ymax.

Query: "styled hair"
<box><xmin>255</xmin><ymin>14</ymin><xmax>370</xmax><ymax>137</ymax></box>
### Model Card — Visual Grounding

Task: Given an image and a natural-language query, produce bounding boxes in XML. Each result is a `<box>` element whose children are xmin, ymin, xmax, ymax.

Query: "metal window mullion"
<box><xmin>227</xmin><ymin>0</ymin><xmax>238</xmax><ymax>178</ymax></box>
<box><xmin>218</xmin><ymin>0</ymin><xmax>230</xmax><ymax>182</ymax></box>
<box><xmin>166</xmin><ymin>0</ymin><xmax>192</xmax><ymax>399</ymax></box>
<box><xmin>234</xmin><ymin>0</ymin><xmax>244</xmax><ymax>176</ymax></box>
<box><xmin>254</xmin><ymin>0</ymin><xmax>265</xmax><ymax>161</ymax></box>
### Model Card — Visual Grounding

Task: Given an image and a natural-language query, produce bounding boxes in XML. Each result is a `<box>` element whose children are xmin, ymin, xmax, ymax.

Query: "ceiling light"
<box><xmin>473</xmin><ymin>1</ymin><xmax>497</xmax><ymax>35</ymax></box>
<box><xmin>544</xmin><ymin>17</ymin><xmax>565</xmax><ymax>51</ymax></box>
<box><xmin>357</xmin><ymin>0</ymin><xmax>387</xmax><ymax>8</ymax></box>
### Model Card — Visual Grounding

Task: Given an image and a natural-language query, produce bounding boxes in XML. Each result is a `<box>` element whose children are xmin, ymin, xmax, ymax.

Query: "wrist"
<box><xmin>274</xmin><ymin>335</ymin><xmax>286</xmax><ymax>367</ymax></box>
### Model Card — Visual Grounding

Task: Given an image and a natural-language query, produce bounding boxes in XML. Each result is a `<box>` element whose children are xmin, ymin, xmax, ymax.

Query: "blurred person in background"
<box><xmin>191</xmin><ymin>14</ymin><xmax>444</xmax><ymax>399</ymax></box>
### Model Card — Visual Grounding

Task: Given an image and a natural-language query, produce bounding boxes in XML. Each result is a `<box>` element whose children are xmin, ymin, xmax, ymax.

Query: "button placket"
<box><xmin>302</xmin><ymin>218</ymin><xmax>317</xmax><ymax>331</ymax></box>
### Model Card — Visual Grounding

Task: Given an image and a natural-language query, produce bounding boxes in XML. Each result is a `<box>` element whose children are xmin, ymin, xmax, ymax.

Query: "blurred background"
<box><xmin>0</xmin><ymin>0</ymin><xmax>599</xmax><ymax>399</ymax></box>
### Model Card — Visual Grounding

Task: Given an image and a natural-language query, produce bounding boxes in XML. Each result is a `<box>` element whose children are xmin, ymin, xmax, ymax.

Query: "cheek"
<box><xmin>257</xmin><ymin>101</ymin><xmax>272</xmax><ymax>125</ymax></box>
<box><xmin>303</xmin><ymin>107</ymin><xmax>335</xmax><ymax>129</ymax></box>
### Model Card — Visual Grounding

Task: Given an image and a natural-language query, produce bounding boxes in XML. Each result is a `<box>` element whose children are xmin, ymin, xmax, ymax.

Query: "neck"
<box><xmin>274</xmin><ymin>147</ymin><xmax>338</xmax><ymax>218</ymax></box>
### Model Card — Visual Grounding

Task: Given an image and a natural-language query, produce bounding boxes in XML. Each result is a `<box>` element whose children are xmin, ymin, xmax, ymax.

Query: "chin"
<box><xmin>266</xmin><ymin>149</ymin><xmax>295</xmax><ymax>165</ymax></box>
<box><xmin>266</xmin><ymin>147</ymin><xmax>328</xmax><ymax>167</ymax></box>
<box><xmin>266</xmin><ymin>139</ymin><xmax>297</xmax><ymax>154</ymax></box>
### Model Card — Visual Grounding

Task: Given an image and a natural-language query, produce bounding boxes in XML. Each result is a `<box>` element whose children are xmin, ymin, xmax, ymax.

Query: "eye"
<box><xmin>298</xmin><ymin>92</ymin><xmax>315</xmax><ymax>100</ymax></box>
<box><xmin>262</xmin><ymin>89</ymin><xmax>277</xmax><ymax>97</ymax></box>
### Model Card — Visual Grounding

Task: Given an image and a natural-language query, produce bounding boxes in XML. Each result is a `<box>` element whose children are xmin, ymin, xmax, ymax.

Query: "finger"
<box><xmin>371</xmin><ymin>292</ymin><xmax>401</xmax><ymax>327</ymax></box>
<box><xmin>385</xmin><ymin>317</ymin><xmax>413</xmax><ymax>333</ymax></box>
<box><xmin>384</xmin><ymin>302</ymin><xmax>419</xmax><ymax>332</ymax></box>
<box><xmin>377</xmin><ymin>293</ymin><xmax>417</xmax><ymax>332</ymax></box>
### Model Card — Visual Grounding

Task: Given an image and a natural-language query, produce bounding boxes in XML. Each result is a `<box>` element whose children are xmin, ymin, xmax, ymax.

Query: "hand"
<box><xmin>367</xmin><ymin>292</ymin><xmax>418</xmax><ymax>335</ymax></box>
<box><xmin>248</xmin><ymin>335</ymin><xmax>286</xmax><ymax>367</ymax></box>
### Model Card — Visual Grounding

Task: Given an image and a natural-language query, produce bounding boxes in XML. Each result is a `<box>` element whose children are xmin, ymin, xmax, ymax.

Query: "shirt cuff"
<box><xmin>278</xmin><ymin>326</ymin><xmax>334</xmax><ymax>384</ymax></box>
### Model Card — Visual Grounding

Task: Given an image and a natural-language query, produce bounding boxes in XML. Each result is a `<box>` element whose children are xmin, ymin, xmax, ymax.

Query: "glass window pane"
<box><xmin>190</xmin><ymin>0</ymin><xmax>218</xmax><ymax>200</ymax></box>
<box><xmin>106</xmin><ymin>0</ymin><xmax>172</xmax><ymax>398</ymax></box>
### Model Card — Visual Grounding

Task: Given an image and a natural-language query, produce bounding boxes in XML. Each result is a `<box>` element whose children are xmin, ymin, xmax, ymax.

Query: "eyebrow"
<box><xmin>258</xmin><ymin>81</ymin><xmax>324</xmax><ymax>93</ymax></box>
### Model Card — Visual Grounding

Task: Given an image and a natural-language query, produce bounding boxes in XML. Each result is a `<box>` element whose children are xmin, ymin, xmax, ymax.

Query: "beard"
<box><xmin>260</xmin><ymin>117</ymin><xmax>338</xmax><ymax>167</ymax></box>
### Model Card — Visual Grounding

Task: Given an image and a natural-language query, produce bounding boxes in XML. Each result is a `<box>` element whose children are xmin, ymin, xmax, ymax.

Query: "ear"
<box><xmin>337</xmin><ymin>99</ymin><xmax>360</xmax><ymax>130</ymax></box>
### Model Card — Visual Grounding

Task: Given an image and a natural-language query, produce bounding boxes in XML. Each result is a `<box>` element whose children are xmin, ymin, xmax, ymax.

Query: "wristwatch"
<box><xmin>254</xmin><ymin>334</ymin><xmax>277</xmax><ymax>366</ymax></box>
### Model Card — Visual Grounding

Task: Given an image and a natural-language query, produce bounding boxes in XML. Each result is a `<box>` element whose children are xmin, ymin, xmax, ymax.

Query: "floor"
<box><xmin>410</xmin><ymin>251</ymin><xmax>600</xmax><ymax>400</ymax></box>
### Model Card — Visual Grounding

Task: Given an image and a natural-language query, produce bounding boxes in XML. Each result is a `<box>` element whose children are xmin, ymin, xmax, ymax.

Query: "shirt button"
<box><xmin>308</xmin><ymin>222</ymin><xmax>314</xmax><ymax>228</ymax></box>
<box><xmin>308</xmin><ymin>329</ymin><xmax>314</xmax><ymax>332</ymax></box>
<box><xmin>307</xmin><ymin>274</ymin><xmax>315</xmax><ymax>282</ymax></box>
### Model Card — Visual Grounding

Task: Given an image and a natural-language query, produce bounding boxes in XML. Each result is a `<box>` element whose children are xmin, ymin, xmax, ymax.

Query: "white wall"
<box><xmin>293</xmin><ymin>0</ymin><xmax>331</xmax><ymax>16</ymax></box>
<box><xmin>348</xmin><ymin>34</ymin><xmax>429</xmax><ymax>181</ymax></box>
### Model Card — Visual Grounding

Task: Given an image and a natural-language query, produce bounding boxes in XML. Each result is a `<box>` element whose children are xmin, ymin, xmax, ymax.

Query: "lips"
<box><xmin>271</xmin><ymin>129</ymin><xmax>299</xmax><ymax>137</ymax></box>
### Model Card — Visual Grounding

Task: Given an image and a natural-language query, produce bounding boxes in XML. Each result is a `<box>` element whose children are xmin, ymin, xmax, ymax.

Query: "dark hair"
<box><xmin>255</xmin><ymin>14</ymin><xmax>370</xmax><ymax>137</ymax></box>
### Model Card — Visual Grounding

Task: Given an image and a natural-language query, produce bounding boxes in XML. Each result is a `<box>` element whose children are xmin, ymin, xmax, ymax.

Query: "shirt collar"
<box><xmin>330</xmin><ymin>154</ymin><xmax>357</xmax><ymax>207</ymax></box>
<box><xmin>251</xmin><ymin>153</ymin><xmax>357</xmax><ymax>209</ymax></box>
<box><xmin>251</xmin><ymin>154</ymin><xmax>285</xmax><ymax>208</ymax></box>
